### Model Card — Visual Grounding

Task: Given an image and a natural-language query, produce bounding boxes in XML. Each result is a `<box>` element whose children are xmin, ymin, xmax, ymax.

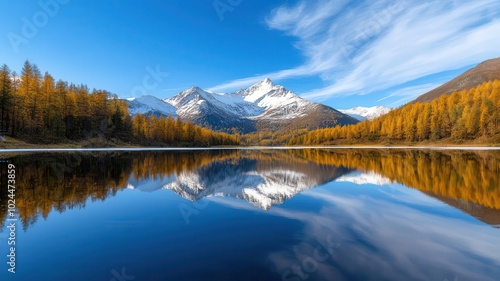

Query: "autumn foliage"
<box><xmin>131</xmin><ymin>114</ymin><xmax>239</xmax><ymax>146</ymax></box>
<box><xmin>0</xmin><ymin>61</ymin><xmax>239</xmax><ymax>146</ymax></box>
<box><xmin>290</xmin><ymin>80</ymin><xmax>500</xmax><ymax>145</ymax></box>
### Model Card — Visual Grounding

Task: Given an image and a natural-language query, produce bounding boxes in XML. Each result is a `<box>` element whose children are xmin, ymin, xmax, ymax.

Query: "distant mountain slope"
<box><xmin>414</xmin><ymin>57</ymin><xmax>500</xmax><ymax>103</ymax></box>
<box><xmin>339</xmin><ymin>106</ymin><xmax>391</xmax><ymax>121</ymax></box>
<box><xmin>126</xmin><ymin>78</ymin><xmax>358</xmax><ymax>133</ymax></box>
<box><xmin>126</xmin><ymin>95</ymin><xmax>177</xmax><ymax>117</ymax></box>
<box><xmin>162</xmin><ymin>153</ymin><xmax>352</xmax><ymax>210</ymax></box>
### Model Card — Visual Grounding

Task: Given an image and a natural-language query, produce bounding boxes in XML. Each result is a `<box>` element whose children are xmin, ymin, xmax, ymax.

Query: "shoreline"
<box><xmin>1</xmin><ymin>145</ymin><xmax>499</xmax><ymax>153</ymax></box>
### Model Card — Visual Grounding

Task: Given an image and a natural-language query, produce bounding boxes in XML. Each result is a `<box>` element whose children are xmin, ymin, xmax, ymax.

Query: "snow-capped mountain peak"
<box><xmin>125</xmin><ymin>79</ymin><xmax>359</xmax><ymax>133</ymax></box>
<box><xmin>239</xmin><ymin>78</ymin><xmax>280</xmax><ymax>103</ymax></box>
<box><xmin>262</xmin><ymin>77</ymin><xmax>273</xmax><ymax>85</ymax></box>
<box><xmin>339</xmin><ymin>106</ymin><xmax>391</xmax><ymax>121</ymax></box>
<box><xmin>252</xmin><ymin>77</ymin><xmax>275</xmax><ymax>89</ymax></box>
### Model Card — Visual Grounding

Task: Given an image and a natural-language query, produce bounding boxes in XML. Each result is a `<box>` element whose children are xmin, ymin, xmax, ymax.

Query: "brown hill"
<box><xmin>414</xmin><ymin>57</ymin><xmax>500</xmax><ymax>103</ymax></box>
<box><xmin>255</xmin><ymin>104</ymin><xmax>359</xmax><ymax>132</ymax></box>
<box><xmin>426</xmin><ymin>192</ymin><xmax>500</xmax><ymax>228</ymax></box>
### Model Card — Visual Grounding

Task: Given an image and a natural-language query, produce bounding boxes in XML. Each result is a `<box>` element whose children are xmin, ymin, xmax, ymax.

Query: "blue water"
<box><xmin>0</xmin><ymin>149</ymin><xmax>499</xmax><ymax>281</ymax></box>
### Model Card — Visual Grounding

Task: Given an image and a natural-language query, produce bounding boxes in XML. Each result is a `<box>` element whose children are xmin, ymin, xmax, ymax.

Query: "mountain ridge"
<box><xmin>414</xmin><ymin>57</ymin><xmax>500</xmax><ymax>103</ymax></box>
<box><xmin>339</xmin><ymin>106</ymin><xmax>391</xmax><ymax>121</ymax></box>
<box><xmin>126</xmin><ymin>78</ymin><xmax>359</xmax><ymax>133</ymax></box>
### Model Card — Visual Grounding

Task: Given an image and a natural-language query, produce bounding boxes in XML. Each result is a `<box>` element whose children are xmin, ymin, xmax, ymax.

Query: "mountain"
<box><xmin>165</xmin><ymin>86</ymin><xmax>257</xmax><ymax>132</ymax></box>
<box><xmin>339</xmin><ymin>106</ymin><xmax>391</xmax><ymax>121</ymax></box>
<box><xmin>124</xmin><ymin>150</ymin><xmax>352</xmax><ymax>210</ymax></box>
<box><xmin>425</xmin><ymin>192</ymin><xmax>500</xmax><ymax>228</ymax></box>
<box><xmin>414</xmin><ymin>57</ymin><xmax>500</xmax><ymax>103</ymax></box>
<box><xmin>127</xmin><ymin>95</ymin><xmax>177</xmax><ymax>117</ymax></box>
<box><xmin>336</xmin><ymin>171</ymin><xmax>393</xmax><ymax>185</ymax></box>
<box><xmin>126</xmin><ymin>78</ymin><xmax>358</xmax><ymax>133</ymax></box>
<box><xmin>163</xmin><ymin>152</ymin><xmax>351</xmax><ymax>210</ymax></box>
<box><xmin>163</xmin><ymin>159</ymin><xmax>329</xmax><ymax>210</ymax></box>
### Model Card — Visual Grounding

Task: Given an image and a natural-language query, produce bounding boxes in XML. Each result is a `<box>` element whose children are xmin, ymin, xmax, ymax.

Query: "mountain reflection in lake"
<box><xmin>0</xmin><ymin>149</ymin><xmax>499</xmax><ymax>281</ymax></box>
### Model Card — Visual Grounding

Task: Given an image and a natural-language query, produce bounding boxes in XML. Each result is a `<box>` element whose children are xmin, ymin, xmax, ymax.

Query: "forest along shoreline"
<box><xmin>1</xmin><ymin>141</ymin><xmax>499</xmax><ymax>152</ymax></box>
<box><xmin>1</xmin><ymin>62</ymin><xmax>500</xmax><ymax>149</ymax></box>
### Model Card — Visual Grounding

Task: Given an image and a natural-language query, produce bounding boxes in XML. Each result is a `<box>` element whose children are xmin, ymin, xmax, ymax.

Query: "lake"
<box><xmin>1</xmin><ymin>148</ymin><xmax>499</xmax><ymax>281</ymax></box>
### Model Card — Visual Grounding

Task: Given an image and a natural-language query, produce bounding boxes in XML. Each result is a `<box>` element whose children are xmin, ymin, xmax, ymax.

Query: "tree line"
<box><xmin>289</xmin><ymin>149</ymin><xmax>500</xmax><ymax>211</ymax></box>
<box><xmin>131</xmin><ymin>113</ymin><xmax>239</xmax><ymax>146</ymax></box>
<box><xmin>0</xmin><ymin>150</ymin><xmax>239</xmax><ymax>230</ymax></box>
<box><xmin>0</xmin><ymin>61</ymin><xmax>239</xmax><ymax>146</ymax></box>
<box><xmin>289</xmin><ymin>80</ymin><xmax>500</xmax><ymax>145</ymax></box>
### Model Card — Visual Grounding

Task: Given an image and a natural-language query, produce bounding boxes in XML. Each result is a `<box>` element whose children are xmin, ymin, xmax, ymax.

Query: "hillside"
<box><xmin>414</xmin><ymin>58</ymin><xmax>500</xmax><ymax>103</ymax></box>
<box><xmin>290</xmin><ymin>80</ymin><xmax>500</xmax><ymax>145</ymax></box>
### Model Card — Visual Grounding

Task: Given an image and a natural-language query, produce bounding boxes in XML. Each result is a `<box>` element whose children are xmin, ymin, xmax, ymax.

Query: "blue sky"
<box><xmin>1</xmin><ymin>0</ymin><xmax>499</xmax><ymax>109</ymax></box>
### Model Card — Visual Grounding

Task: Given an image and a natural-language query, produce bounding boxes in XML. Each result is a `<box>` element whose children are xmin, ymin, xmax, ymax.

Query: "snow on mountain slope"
<box><xmin>160</xmin><ymin>156</ymin><xmax>348</xmax><ymax>210</ymax></box>
<box><xmin>235</xmin><ymin>78</ymin><xmax>316</xmax><ymax>120</ymax></box>
<box><xmin>240</xmin><ymin>78</ymin><xmax>275</xmax><ymax>103</ymax></box>
<box><xmin>127</xmin><ymin>95</ymin><xmax>177</xmax><ymax>117</ymax></box>
<box><xmin>336</xmin><ymin>171</ymin><xmax>393</xmax><ymax>186</ymax></box>
<box><xmin>339</xmin><ymin>106</ymin><xmax>391</xmax><ymax>121</ymax></box>
<box><xmin>164</xmin><ymin>168</ymin><xmax>316</xmax><ymax>210</ymax></box>
<box><xmin>124</xmin><ymin>150</ymin><xmax>354</xmax><ymax>210</ymax></box>
<box><xmin>126</xmin><ymin>78</ymin><xmax>359</xmax><ymax>133</ymax></box>
<box><xmin>165</xmin><ymin>79</ymin><xmax>315</xmax><ymax>121</ymax></box>
<box><xmin>126</xmin><ymin>175</ymin><xmax>175</xmax><ymax>192</ymax></box>
<box><xmin>165</xmin><ymin>86</ymin><xmax>262</xmax><ymax>118</ymax></box>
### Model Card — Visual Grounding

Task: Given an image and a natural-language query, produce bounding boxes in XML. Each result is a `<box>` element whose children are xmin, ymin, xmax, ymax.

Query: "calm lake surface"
<box><xmin>0</xmin><ymin>148</ymin><xmax>499</xmax><ymax>281</ymax></box>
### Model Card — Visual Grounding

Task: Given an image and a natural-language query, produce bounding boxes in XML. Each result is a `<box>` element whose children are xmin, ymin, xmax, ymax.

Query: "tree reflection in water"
<box><xmin>1</xmin><ymin>149</ymin><xmax>499</xmax><ymax>230</ymax></box>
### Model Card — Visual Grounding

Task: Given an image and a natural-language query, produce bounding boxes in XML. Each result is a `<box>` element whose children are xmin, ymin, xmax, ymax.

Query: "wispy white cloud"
<box><xmin>267</xmin><ymin>186</ymin><xmax>500</xmax><ymax>280</ymax></box>
<box><xmin>377</xmin><ymin>83</ymin><xmax>441</xmax><ymax>107</ymax></box>
<box><xmin>209</xmin><ymin>0</ymin><xmax>500</xmax><ymax>105</ymax></box>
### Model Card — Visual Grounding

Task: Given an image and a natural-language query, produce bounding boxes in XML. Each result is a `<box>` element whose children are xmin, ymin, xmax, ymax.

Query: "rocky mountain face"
<box><xmin>414</xmin><ymin>57</ymin><xmax>500</xmax><ymax>103</ymax></box>
<box><xmin>126</xmin><ymin>78</ymin><xmax>358</xmax><ymax>133</ymax></box>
